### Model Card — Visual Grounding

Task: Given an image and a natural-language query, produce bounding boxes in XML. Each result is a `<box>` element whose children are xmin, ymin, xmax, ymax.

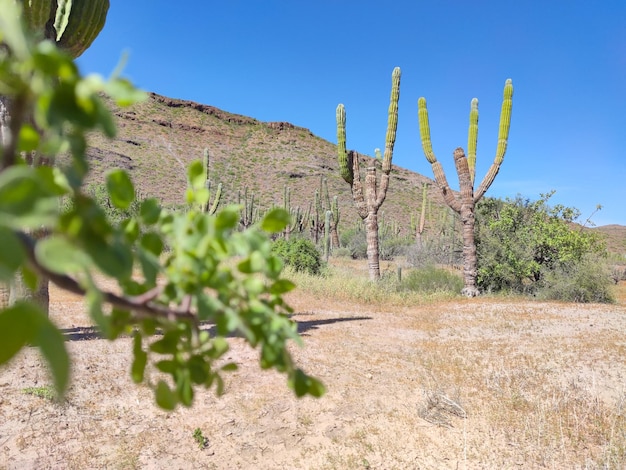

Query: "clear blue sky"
<box><xmin>77</xmin><ymin>1</ymin><xmax>626</xmax><ymax>226</ymax></box>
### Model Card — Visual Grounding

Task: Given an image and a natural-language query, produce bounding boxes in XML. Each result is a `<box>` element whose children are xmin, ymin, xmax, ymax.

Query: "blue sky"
<box><xmin>77</xmin><ymin>1</ymin><xmax>626</xmax><ymax>226</ymax></box>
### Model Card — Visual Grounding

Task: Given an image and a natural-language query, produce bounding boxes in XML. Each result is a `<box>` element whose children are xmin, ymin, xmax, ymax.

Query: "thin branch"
<box><xmin>16</xmin><ymin>231</ymin><xmax>198</xmax><ymax>325</ymax></box>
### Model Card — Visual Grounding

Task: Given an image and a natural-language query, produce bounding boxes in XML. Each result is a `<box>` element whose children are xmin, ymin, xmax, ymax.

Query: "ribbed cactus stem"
<box><xmin>381</xmin><ymin>67</ymin><xmax>401</xmax><ymax>173</ymax></box>
<box><xmin>495</xmin><ymin>78</ymin><xmax>513</xmax><ymax>163</ymax></box>
<box><xmin>200</xmin><ymin>148</ymin><xmax>221</xmax><ymax>215</ymax></box>
<box><xmin>323</xmin><ymin>210</ymin><xmax>331</xmax><ymax>261</ymax></box>
<box><xmin>467</xmin><ymin>98</ymin><xmax>479</xmax><ymax>183</ymax></box>
<box><xmin>374</xmin><ymin>148</ymin><xmax>382</xmax><ymax>162</ymax></box>
<box><xmin>19</xmin><ymin>0</ymin><xmax>110</xmax><ymax>58</ymax></box>
<box><xmin>331</xmin><ymin>195</ymin><xmax>339</xmax><ymax>226</ymax></box>
<box><xmin>336</xmin><ymin>104</ymin><xmax>353</xmax><ymax>185</ymax></box>
<box><xmin>418</xmin><ymin>98</ymin><xmax>437</xmax><ymax>163</ymax></box>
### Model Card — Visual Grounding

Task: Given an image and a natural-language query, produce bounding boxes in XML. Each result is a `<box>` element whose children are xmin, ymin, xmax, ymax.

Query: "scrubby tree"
<box><xmin>417</xmin><ymin>79</ymin><xmax>513</xmax><ymax>296</ymax></box>
<box><xmin>0</xmin><ymin>1</ymin><xmax>323</xmax><ymax>408</ymax></box>
<box><xmin>336</xmin><ymin>67</ymin><xmax>401</xmax><ymax>281</ymax></box>
<box><xmin>474</xmin><ymin>192</ymin><xmax>610</xmax><ymax>302</ymax></box>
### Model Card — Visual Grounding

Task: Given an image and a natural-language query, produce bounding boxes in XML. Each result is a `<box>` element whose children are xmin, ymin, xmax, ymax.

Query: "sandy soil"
<box><xmin>1</xmin><ymin>281</ymin><xmax>626</xmax><ymax>469</ymax></box>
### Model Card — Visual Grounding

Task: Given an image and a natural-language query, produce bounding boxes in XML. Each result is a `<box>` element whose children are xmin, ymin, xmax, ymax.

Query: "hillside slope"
<box><xmin>83</xmin><ymin>92</ymin><xmax>440</xmax><ymax>234</ymax></box>
<box><xmin>82</xmin><ymin>92</ymin><xmax>625</xmax><ymax>254</ymax></box>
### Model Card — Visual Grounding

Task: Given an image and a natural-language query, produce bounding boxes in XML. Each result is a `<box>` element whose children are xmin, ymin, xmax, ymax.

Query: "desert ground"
<box><xmin>1</xmin><ymin>263</ymin><xmax>625</xmax><ymax>469</ymax></box>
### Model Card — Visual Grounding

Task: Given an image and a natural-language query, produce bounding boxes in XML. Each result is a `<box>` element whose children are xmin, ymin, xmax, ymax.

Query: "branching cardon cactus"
<box><xmin>417</xmin><ymin>79</ymin><xmax>513</xmax><ymax>296</ymax></box>
<box><xmin>337</xmin><ymin>67</ymin><xmax>401</xmax><ymax>281</ymax></box>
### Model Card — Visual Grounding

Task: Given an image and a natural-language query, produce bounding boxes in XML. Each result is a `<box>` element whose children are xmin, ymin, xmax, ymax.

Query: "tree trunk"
<box><xmin>0</xmin><ymin>96</ymin><xmax>50</xmax><ymax>314</ymax></box>
<box><xmin>365</xmin><ymin>211</ymin><xmax>380</xmax><ymax>281</ymax></box>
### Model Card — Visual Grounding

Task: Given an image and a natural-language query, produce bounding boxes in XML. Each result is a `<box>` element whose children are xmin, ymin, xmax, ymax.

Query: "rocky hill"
<box><xmin>84</xmin><ymin>92</ymin><xmax>441</xmax><ymax>234</ymax></box>
<box><xmin>82</xmin><ymin>91</ymin><xmax>625</xmax><ymax>254</ymax></box>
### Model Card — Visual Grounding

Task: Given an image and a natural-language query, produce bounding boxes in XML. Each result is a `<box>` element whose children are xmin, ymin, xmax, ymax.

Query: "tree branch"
<box><xmin>16</xmin><ymin>231</ymin><xmax>199</xmax><ymax>325</ymax></box>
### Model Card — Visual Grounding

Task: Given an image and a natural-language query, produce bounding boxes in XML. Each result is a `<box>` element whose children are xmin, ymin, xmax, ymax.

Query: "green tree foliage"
<box><xmin>475</xmin><ymin>192</ymin><xmax>611</xmax><ymax>301</ymax></box>
<box><xmin>0</xmin><ymin>1</ymin><xmax>323</xmax><ymax>408</ymax></box>
<box><xmin>271</xmin><ymin>238</ymin><xmax>323</xmax><ymax>276</ymax></box>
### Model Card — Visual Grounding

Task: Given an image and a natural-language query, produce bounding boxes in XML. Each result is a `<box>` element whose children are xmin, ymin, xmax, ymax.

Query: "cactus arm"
<box><xmin>495</xmin><ymin>78</ymin><xmax>513</xmax><ymax>164</ymax></box>
<box><xmin>19</xmin><ymin>0</ymin><xmax>54</xmax><ymax>36</ymax></box>
<box><xmin>467</xmin><ymin>98</ymin><xmax>478</xmax><ymax>184</ymax></box>
<box><xmin>474</xmin><ymin>79</ymin><xmax>514</xmax><ymax>202</ymax></box>
<box><xmin>208</xmin><ymin>183</ymin><xmax>222</xmax><ymax>215</ymax></box>
<box><xmin>336</xmin><ymin>104</ymin><xmax>353</xmax><ymax>185</ymax></box>
<box><xmin>417</xmin><ymin>97</ymin><xmax>437</xmax><ymax>164</ymax></box>
<box><xmin>54</xmin><ymin>0</ymin><xmax>109</xmax><ymax>58</ymax></box>
<box><xmin>381</xmin><ymin>67</ymin><xmax>401</xmax><ymax>174</ymax></box>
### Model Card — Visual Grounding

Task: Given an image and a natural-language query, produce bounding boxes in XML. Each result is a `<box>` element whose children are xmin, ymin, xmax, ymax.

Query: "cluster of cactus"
<box><xmin>199</xmin><ymin>149</ymin><xmax>222</xmax><ymax>215</ymax></box>
<box><xmin>409</xmin><ymin>182</ymin><xmax>430</xmax><ymax>247</ymax></box>
<box><xmin>238</xmin><ymin>187</ymin><xmax>259</xmax><ymax>230</ymax></box>
<box><xmin>310</xmin><ymin>177</ymin><xmax>339</xmax><ymax>249</ymax></box>
<box><xmin>282</xmin><ymin>185</ymin><xmax>310</xmax><ymax>240</ymax></box>
<box><xmin>17</xmin><ymin>0</ymin><xmax>110</xmax><ymax>58</ymax></box>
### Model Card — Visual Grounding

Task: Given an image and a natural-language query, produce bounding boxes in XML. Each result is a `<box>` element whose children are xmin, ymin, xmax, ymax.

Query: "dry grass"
<box><xmin>1</xmin><ymin>260</ymin><xmax>626</xmax><ymax>469</ymax></box>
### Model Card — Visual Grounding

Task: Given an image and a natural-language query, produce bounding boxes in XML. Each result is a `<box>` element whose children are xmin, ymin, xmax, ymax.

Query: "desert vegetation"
<box><xmin>1</xmin><ymin>2</ymin><xmax>626</xmax><ymax>469</ymax></box>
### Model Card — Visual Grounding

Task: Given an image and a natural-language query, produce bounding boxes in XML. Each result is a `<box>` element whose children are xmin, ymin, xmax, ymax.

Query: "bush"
<box><xmin>475</xmin><ymin>193</ymin><xmax>609</xmax><ymax>300</ymax></box>
<box><xmin>272</xmin><ymin>238</ymin><xmax>323</xmax><ymax>275</ymax></box>
<box><xmin>340</xmin><ymin>226</ymin><xmax>367</xmax><ymax>260</ymax></box>
<box><xmin>536</xmin><ymin>254</ymin><xmax>615</xmax><ymax>303</ymax></box>
<box><xmin>396</xmin><ymin>266</ymin><xmax>463</xmax><ymax>295</ymax></box>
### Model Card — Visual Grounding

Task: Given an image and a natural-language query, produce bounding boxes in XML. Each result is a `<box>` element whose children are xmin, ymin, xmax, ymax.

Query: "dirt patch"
<box><xmin>1</xmin><ymin>283</ymin><xmax>626</xmax><ymax>469</ymax></box>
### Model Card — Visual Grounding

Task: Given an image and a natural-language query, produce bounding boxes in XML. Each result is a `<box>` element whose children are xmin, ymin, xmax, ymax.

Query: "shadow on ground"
<box><xmin>60</xmin><ymin>316</ymin><xmax>373</xmax><ymax>341</ymax></box>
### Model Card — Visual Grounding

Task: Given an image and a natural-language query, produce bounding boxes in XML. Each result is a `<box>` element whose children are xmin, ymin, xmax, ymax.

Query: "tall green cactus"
<box><xmin>238</xmin><ymin>187</ymin><xmax>257</xmax><ymax>230</ymax></box>
<box><xmin>18</xmin><ymin>0</ymin><xmax>110</xmax><ymax>58</ymax></box>
<box><xmin>336</xmin><ymin>67</ymin><xmax>401</xmax><ymax>281</ymax></box>
<box><xmin>199</xmin><ymin>148</ymin><xmax>222</xmax><ymax>215</ymax></box>
<box><xmin>417</xmin><ymin>79</ymin><xmax>514</xmax><ymax>296</ymax></box>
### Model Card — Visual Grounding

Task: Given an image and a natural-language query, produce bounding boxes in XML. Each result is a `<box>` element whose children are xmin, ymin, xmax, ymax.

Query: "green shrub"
<box><xmin>396</xmin><ymin>266</ymin><xmax>463</xmax><ymax>295</ymax></box>
<box><xmin>475</xmin><ymin>193</ymin><xmax>608</xmax><ymax>299</ymax></box>
<box><xmin>536</xmin><ymin>254</ymin><xmax>615</xmax><ymax>303</ymax></box>
<box><xmin>272</xmin><ymin>238</ymin><xmax>323</xmax><ymax>276</ymax></box>
<box><xmin>340</xmin><ymin>226</ymin><xmax>367</xmax><ymax>260</ymax></box>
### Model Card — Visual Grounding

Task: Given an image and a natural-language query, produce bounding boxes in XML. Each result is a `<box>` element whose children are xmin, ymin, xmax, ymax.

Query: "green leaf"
<box><xmin>131</xmin><ymin>334</ymin><xmax>147</xmax><ymax>383</ymax></box>
<box><xmin>106</xmin><ymin>170</ymin><xmax>135</xmax><ymax>210</ymax></box>
<box><xmin>188</xmin><ymin>356</ymin><xmax>209</xmax><ymax>384</ymax></box>
<box><xmin>261</xmin><ymin>208</ymin><xmax>290</xmax><ymax>233</ymax></box>
<box><xmin>34</xmin><ymin>318</ymin><xmax>70</xmax><ymax>398</ymax></box>
<box><xmin>269</xmin><ymin>279</ymin><xmax>296</xmax><ymax>295</ymax></box>
<box><xmin>17</xmin><ymin>124</ymin><xmax>40</xmax><ymax>153</ymax></box>
<box><xmin>0</xmin><ymin>303</ymin><xmax>36</xmax><ymax>365</ymax></box>
<box><xmin>0</xmin><ymin>166</ymin><xmax>60</xmax><ymax>228</ymax></box>
<box><xmin>0</xmin><ymin>302</ymin><xmax>70</xmax><ymax>398</ymax></box>
<box><xmin>290</xmin><ymin>369</ymin><xmax>326</xmax><ymax>398</ymax></box>
<box><xmin>215</xmin><ymin>207</ymin><xmax>239</xmax><ymax>230</ymax></box>
<box><xmin>0</xmin><ymin>227</ymin><xmax>25</xmax><ymax>282</ymax></box>
<box><xmin>187</xmin><ymin>160</ymin><xmax>205</xmax><ymax>190</ymax></box>
<box><xmin>85</xmin><ymin>238</ymin><xmax>133</xmax><ymax>280</ymax></box>
<box><xmin>221</xmin><ymin>362</ymin><xmax>238</xmax><ymax>372</ymax></box>
<box><xmin>140</xmin><ymin>198</ymin><xmax>161</xmax><ymax>225</ymax></box>
<box><xmin>35</xmin><ymin>235</ymin><xmax>90</xmax><ymax>274</ymax></box>
<box><xmin>141</xmin><ymin>232</ymin><xmax>163</xmax><ymax>257</ymax></box>
<box><xmin>149</xmin><ymin>330</ymin><xmax>181</xmax><ymax>354</ymax></box>
<box><xmin>155</xmin><ymin>380</ymin><xmax>178</xmax><ymax>410</ymax></box>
